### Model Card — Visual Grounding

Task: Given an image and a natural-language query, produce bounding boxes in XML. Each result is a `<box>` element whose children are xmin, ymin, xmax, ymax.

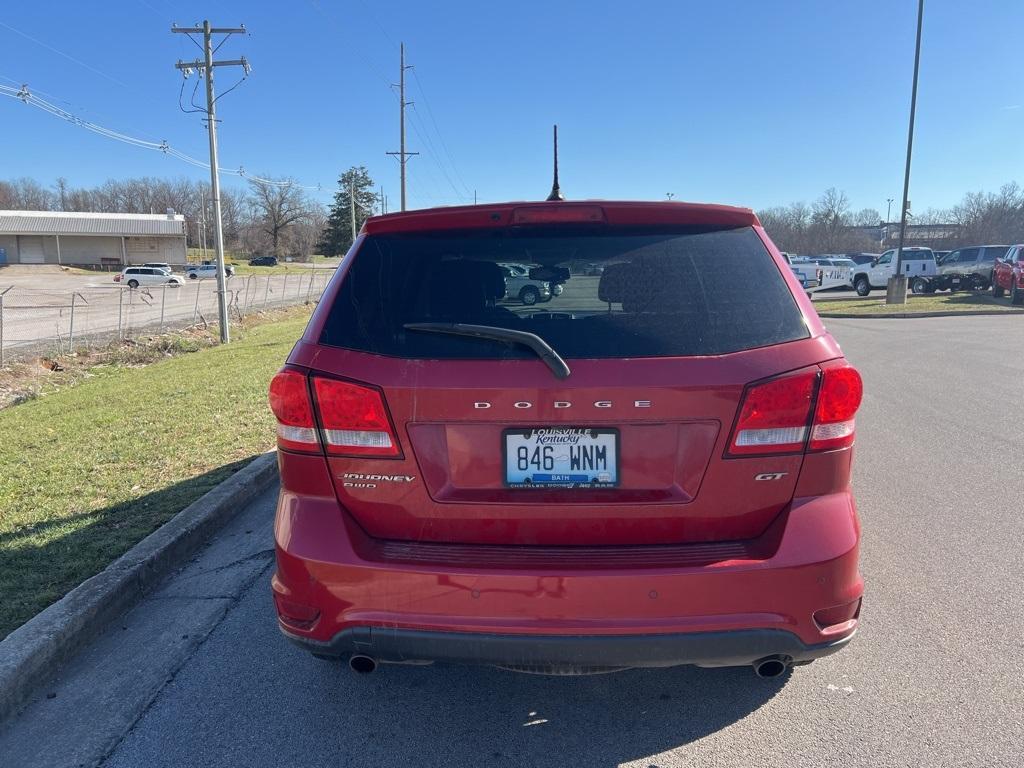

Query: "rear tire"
<box><xmin>993</xmin><ymin>280</ymin><xmax>1005</xmax><ymax>298</ymax></box>
<box><xmin>911</xmin><ymin>278</ymin><xmax>928</xmax><ymax>295</ymax></box>
<box><xmin>1012</xmin><ymin>281</ymin><xmax>1023</xmax><ymax>306</ymax></box>
<box><xmin>127</xmin><ymin>279</ymin><xmax>139</xmax><ymax>289</ymax></box>
<box><xmin>854</xmin><ymin>276</ymin><xmax>870</xmax><ymax>297</ymax></box>
<box><xmin>188</xmin><ymin>272</ymin><xmax>198</xmax><ymax>280</ymax></box>
<box><xmin>520</xmin><ymin>286</ymin><xmax>540</xmax><ymax>305</ymax></box>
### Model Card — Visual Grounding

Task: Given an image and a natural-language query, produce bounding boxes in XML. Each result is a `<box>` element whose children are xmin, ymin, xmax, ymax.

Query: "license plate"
<box><xmin>951</xmin><ymin>277</ymin><xmax>961</xmax><ymax>285</ymax></box>
<box><xmin>504</xmin><ymin>428</ymin><xmax>618</xmax><ymax>488</ymax></box>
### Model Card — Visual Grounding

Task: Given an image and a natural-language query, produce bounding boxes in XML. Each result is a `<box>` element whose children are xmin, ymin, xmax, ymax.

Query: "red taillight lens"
<box><xmin>728</xmin><ymin>371</ymin><xmax>816</xmax><ymax>455</ymax></box>
<box><xmin>809</xmin><ymin>365</ymin><xmax>863</xmax><ymax>451</ymax></box>
<box><xmin>268</xmin><ymin>370</ymin><xmax>319</xmax><ymax>453</ymax></box>
<box><xmin>312</xmin><ymin>377</ymin><xmax>400</xmax><ymax>457</ymax></box>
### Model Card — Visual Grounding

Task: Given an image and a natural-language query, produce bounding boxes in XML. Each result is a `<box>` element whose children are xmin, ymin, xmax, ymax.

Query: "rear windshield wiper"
<box><xmin>403</xmin><ymin>322</ymin><xmax>571</xmax><ymax>379</ymax></box>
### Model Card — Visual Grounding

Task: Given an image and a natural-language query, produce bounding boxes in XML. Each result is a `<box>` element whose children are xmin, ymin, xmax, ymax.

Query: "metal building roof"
<box><xmin>0</xmin><ymin>210</ymin><xmax>187</xmax><ymax>237</ymax></box>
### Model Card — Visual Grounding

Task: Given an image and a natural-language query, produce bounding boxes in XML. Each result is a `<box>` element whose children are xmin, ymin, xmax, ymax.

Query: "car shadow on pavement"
<box><xmin>298</xmin><ymin>654</ymin><xmax>790</xmax><ymax>767</ymax></box>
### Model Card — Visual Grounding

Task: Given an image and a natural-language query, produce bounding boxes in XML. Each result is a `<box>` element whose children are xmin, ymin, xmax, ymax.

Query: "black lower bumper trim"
<box><xmin>282</xmin><ymin>625</ymin><xmax>853</xmax><ymax>670</ymax></box>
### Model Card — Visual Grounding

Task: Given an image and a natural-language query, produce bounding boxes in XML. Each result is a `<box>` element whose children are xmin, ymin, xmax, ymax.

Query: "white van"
<box><xmin>114</xmin><ymin>266</ymin><xmax>184</xmax><ymax>289</ymax></box>
<box><xmin>850</xmin><ymin>247</ymin><xmax>936</xmax><ymax>296</ymax></box>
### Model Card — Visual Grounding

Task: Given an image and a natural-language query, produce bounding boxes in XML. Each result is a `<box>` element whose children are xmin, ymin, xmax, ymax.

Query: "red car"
<box><xmin>991</xmin><ymin>245</ymin><xmax>1024</xmax><ymax>304</ymax></box>
<box><xmin>269</xmin><ymin>200</ymin><xmax>864</xmax><ymax>678</ymax></box>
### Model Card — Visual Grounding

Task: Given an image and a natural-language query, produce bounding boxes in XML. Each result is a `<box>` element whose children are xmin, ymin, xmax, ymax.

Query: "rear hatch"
<box><xmin>291</xmin><ymin>210</ymin><xmax>835</xmax><ymax>546</ymax></box>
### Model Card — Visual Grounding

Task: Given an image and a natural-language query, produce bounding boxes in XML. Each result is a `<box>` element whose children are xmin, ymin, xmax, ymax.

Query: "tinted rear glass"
<box><xmin>319</xmin><ymin>226</ymin><xmax>808</xmax><ymax>359</ymax></box>
<box><xmin>981</xmin><ymin>246</ymin><xmax>1008</xmax><ymax>261</ymax></box>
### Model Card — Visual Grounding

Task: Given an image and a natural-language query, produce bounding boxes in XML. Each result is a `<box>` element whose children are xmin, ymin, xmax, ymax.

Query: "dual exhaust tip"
<box><xmin>348</xmin><ymin>653</ymin><xmax>790</xmax><ymax>678</ymax></box>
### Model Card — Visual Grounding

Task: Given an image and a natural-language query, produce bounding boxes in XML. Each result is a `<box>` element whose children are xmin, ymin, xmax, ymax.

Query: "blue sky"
<box><xmin>0</xmin><ymin>0</ymin><xmax>1021</xmax><ymax>214</ymax></box>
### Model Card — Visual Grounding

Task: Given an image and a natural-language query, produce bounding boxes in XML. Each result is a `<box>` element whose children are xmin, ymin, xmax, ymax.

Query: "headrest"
<box><xmin>597</xmin><ymin>262</ymin><xmax>633</xmax><ymax>303</ymax></box>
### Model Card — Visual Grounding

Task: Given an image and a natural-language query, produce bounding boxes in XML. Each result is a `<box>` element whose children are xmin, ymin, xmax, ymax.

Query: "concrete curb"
<box><xmin>0</xmin><ymin>450</ymin><xmax>279</xmax><ymax>723</ymax></box>
<box><xmin>818</xmin><ymin>309</ymin><xmax>1022</xmax><ymax>319</ymax></box>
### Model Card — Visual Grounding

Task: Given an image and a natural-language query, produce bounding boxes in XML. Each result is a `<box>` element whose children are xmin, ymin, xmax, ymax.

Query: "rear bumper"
<box><xmin>272</xmin><ymin>477</ymin><xmax>863</xmax><ymax>669</ymax></box>
<box><xmin>281</xmin><ymin>625</ymin><xmax>854</xmax><ymax>669</ymax></box>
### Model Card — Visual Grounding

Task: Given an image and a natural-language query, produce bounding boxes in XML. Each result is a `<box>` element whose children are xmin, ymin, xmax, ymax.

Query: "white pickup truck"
<box><xmin>781</xmin><ymin>253</ymin><xmax>822</xmax><ymax>290</ymax></box>
<box><xmin>849</xmin><ymin>247</ymin><xmax>937</xmax><ymax>296</ymax></box>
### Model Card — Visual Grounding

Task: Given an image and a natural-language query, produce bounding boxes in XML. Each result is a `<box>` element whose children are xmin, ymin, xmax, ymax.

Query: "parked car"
<box><xmin>917</xmin><ymin>245</ymin><xmax>1008</xmax><ymax>293</ymax></box>
<box><xmin>497</xmin><ymin>263</ymin><xmax>552</xmax><ymax>304</ymax></box>
<box><xmin>114</xmin><ymin>267</ymin><xmax>184</xmax><ymax>289</ymax></box>
<box><xmin>249</xmin><ymin>255</ymin><xmax>279</xmax><ymax>267</ymax></box>
<box><xmin>850</xmin><ymin>247</ymin><xmax>936</xmax><ymax>296</ymax></box>
<box><xmin>186</xmin><ymin>263</ymin><xmax>235</xmax><ymax>279</ymax></box>
<box><xmin>992</xmin><ymin>244</ymin><xmax>1024</xmax><ymax>304</ymax></box>
<box><xmin>268</xmin><ymin>200</ymin><xmax>864</xmax><ymax>678</ymax></box>
<box><xmin>845</xmin><ymin>253</ymin><xmax>880</xmax><ymax>266</ymax></box>
<box><xmin>141</xmin><ymin>262</ymin><xmax>173</xmax><ymax>273</ymax></box>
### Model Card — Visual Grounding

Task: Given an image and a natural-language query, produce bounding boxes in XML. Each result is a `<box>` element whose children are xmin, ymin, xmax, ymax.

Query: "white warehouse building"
<box><xmin>0</xmin><ymin>210</ymin><xmax>187</xmax><ymax>268</ymax></box>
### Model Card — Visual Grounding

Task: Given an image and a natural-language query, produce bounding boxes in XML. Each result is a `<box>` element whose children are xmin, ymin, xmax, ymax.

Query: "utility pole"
<box><xmin>199</xmin><ymin>185</ymin><xmax>208</xmax><ymax>261</ymax></box>
<box><xmin>173</xmin><ymin>20</ymin><xmax>250</xmax><ymax>342</ymax></box>
<box><xmin>887</xmin><ymin>0</ymin><xmax>924</xmax><ymax>306</ymax></box>
<box><xmin>350</xmin><ymin>178</ymin><xmax>357</xmax><ymax>243</ymax></box>
<box><xmin>386</xmin><ymin>43</ymin><xmax>418</xmax><ymax>211</ymax></box>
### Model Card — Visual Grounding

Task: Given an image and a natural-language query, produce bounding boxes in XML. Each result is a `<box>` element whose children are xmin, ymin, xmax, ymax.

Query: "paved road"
<box><xmin>2</xmin><ymin>315</ymin><xmax>1023</xmax><ymax>767</ymax></box>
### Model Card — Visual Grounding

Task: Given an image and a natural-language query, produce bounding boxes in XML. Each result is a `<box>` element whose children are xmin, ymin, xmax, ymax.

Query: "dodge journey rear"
<box><xmin>269</xmin><ymin>200</ymin><xmax>863</xmax><ymax>677</ymax></box>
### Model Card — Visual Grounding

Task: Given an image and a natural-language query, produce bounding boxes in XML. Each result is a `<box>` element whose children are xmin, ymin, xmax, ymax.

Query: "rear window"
<box><xmin>904</xmin><ymin>249</ymin><xmax>934</xmax><ymax>260</ymax></box>
<box><xmin>319</xmin><ymin>226</ymin><xmax>809</xmax><ymax>359</ymax></box>
<box><xmin>981</xmin><ymin>246</ymin><xmax>1008</xmax><ymax>261</ymax></box>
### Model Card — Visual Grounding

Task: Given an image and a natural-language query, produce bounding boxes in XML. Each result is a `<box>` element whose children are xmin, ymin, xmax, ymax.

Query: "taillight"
<box><xmin>809</xmin><ymin>364</ymin><xmax>863</xmax><ymax>451</ymax></box>
<box><xmin>727</xmin><ymin>363</ymin><xmax>863</xmax><ymax>457</ymax></box>
<box><xmin>312</xmin><ymin>377</ymin><xmax>400</xmax><ymax>457</ymax></box>
<box><xmin>268</xmin><ymin>370</ymin><xmax>319</xmax><ymax>453</ymax></box>
<box><xmin>728</xmin><ymin>371</ymin><xmax>816</xmax><ymax>455</ymax></box>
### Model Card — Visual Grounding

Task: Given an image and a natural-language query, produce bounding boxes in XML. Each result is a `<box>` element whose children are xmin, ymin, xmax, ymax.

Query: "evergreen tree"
<box><xmin>319</xmin><ymin>166</ymin><xmax>380</xmax><ymax>256</ymax></box>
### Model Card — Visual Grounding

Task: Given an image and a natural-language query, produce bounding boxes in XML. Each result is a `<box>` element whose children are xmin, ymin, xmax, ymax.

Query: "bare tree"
<box><xmin>5</xmin><ymin>178</ymin><xmax>55</xmax><ymax>210</ymax></box>
<box><xmin>851</xmin><ymin>208</ymin><xmax>882</xmax><ymax>227</ymax></box>
<box><xmin>247</xmin><ymin>178</ymin><xmax>318</xmax><ymax>257</ymax></box>
<box><xmin>811</xmin><ymin>188</ymin><xmax>851</xmax><ymax>253</ymax></box>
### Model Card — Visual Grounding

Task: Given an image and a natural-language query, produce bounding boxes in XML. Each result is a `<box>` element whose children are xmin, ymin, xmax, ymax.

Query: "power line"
<box><xmin>0</xmin><ymin>83</ymin><xmax>324</xmax><ymax>192</ymax></box>
<box><xmin>0</xmin><ymin>20</ymin><xmax>135</xmax><ymax>92</ymax></box>
<box><xmin>409</xmin><ymin>68</ymin><xmax>472</xmax><ymax>198</ymax></box>
<box><xmin>406</xmin><ymin>107</ymin><xmax>470</xmax><ymax>201</ymax></box>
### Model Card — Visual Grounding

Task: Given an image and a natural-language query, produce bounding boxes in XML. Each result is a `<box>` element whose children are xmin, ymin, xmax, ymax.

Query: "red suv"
<box><xmin>269</xmin><ymin>201</ymin><xmax>864</xmax><ymax>678</ymax></box>
<box><xmin>991</xmin><ymin>245</ymin><xmax>1024</xmax><ymax>304</ymax></box>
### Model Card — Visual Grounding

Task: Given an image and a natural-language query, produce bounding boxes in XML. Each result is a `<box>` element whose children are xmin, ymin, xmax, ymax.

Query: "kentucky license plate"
<box><xmin>504</xmin><ymin>428</ymin><xmax>619</xmax><ymax>488</ymax></box>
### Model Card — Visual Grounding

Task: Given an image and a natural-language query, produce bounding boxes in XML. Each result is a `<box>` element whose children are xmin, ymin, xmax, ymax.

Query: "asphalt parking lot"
<box><xmin>2</xmin><ymin>314</ymin><xmax>1022</xmax><ymax>767</ymax></box>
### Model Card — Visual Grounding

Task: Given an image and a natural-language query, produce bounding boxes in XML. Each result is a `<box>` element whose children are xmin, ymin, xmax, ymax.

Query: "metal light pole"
<box><xmin>887</xmin><ymin>0</ymin><xmax>925</xmax><ymax>305</ymax></box>
<box><xmin>886</xmin><ymin>198</ymin><xmax>894</xmax><ymax>224</ymax></box>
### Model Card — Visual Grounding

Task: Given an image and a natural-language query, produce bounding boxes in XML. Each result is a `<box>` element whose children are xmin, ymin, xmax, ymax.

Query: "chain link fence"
<box><xmin>0</xmin><ymin>270</ymin><xmax>332</xmax><ymax>364</ymax></box>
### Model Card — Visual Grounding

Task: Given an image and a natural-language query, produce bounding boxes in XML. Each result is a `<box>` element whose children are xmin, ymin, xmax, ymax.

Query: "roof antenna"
<box><xmin>546</xmin><ymin>124</ymin><xmax>564</xmax><ymax>201</ymax></box>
